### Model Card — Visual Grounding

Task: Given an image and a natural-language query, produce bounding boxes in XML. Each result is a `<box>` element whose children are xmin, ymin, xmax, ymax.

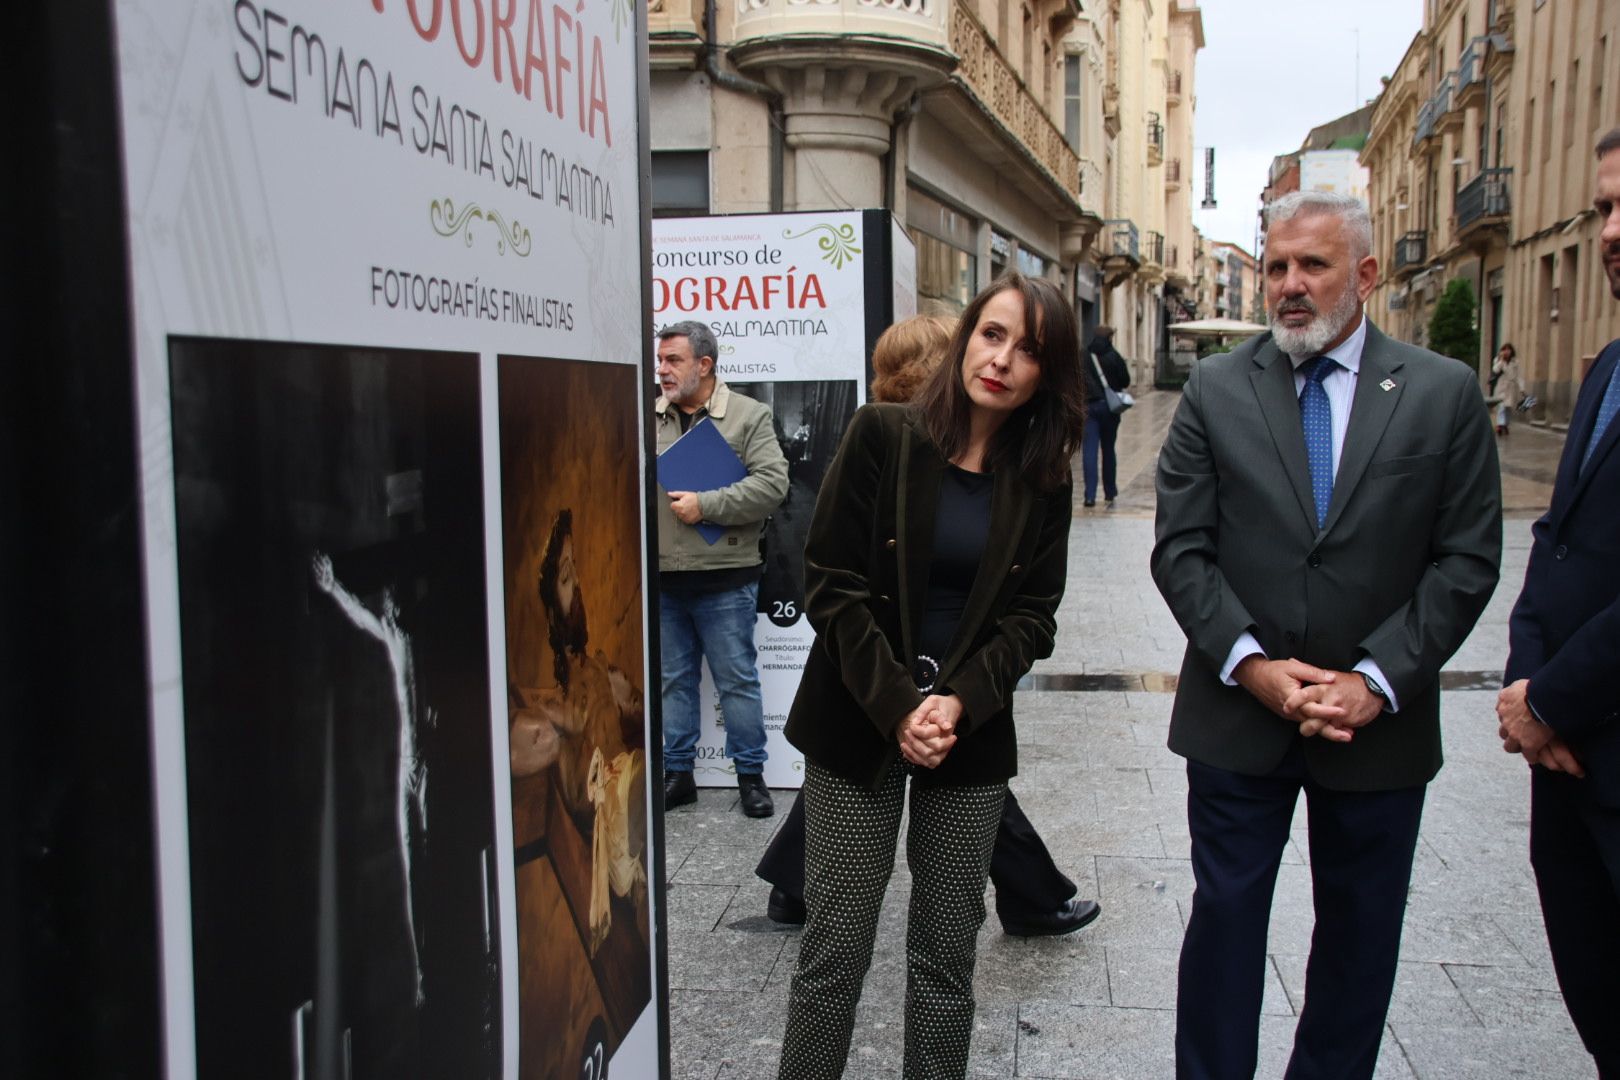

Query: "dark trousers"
<box><xmin>1530</xmin><ymin>767</ymin><xmax>1620</xmax><ymax>1079</ymax></box>
<box><xmin>756</xmin><ymin>787</ymin><xmax>1075</xmax><ymax>919</ymax></box>
<box><xmin>1082</xmin><ymin>399</ymin><xmax>1121</xmax><ymax>502</ymax></box>
<box><xmin>1177</xmin><ymin>752</ymin><xmax>1425</xmax><ymax>1080</ymax></box>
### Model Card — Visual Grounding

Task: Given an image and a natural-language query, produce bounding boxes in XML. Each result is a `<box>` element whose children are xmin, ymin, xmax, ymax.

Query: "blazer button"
<box><xmin>1010</xmin><ymin>564</ymin><xmax>1024</xmax><ymax>575</ymax></box>
<box><xmin>1554</xmin><ymin>544</ymin><xmax>1568</xmax><ymax>560</ymax></box>
<box><xmin>1307</xmin><ymin>552</ymin><xmax>1322</xmax><ymax>568</ymax></box>
<box><xmin>1285</xmin><ymin>630</ymin><xmax>1298</xmax><ymax>644</ymax></box>
<box><xmin>878</xmin><ymin>593</ymin><xmax>892</xmax><ymax>604</ymax></box>
<box><xmin>886</xmin><ymin>538</ymin><xmax>897</xmax><ymax>550</ymax></box>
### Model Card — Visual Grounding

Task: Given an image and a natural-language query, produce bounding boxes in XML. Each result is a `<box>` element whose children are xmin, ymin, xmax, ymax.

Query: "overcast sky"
<box><xmin>1190</xmin><ymin>0</ymin><xmax>1423</xmax><ymax>255</ymax></box>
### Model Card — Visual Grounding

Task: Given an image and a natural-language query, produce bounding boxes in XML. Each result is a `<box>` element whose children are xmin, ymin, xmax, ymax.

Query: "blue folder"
<box><xmin>656</xmin><ymin>417</ymin><xmax>748</xmax><ymax>545</ymax></box>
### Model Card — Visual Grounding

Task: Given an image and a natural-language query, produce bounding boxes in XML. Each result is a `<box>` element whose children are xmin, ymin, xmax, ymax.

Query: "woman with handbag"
<box><xmin>1491</xmin><ymin>343</ymin><xmax>1524</xmax><ymax>435</ymax></box>
<box><xmin>1082</xmin><ymin>324</ymin><xmax>1133</xmax><ymax>507</ymax></box>
<box><xmin>776</xmin><ymin>272</ymin><xmax>1086</xmax><ymax>1080</ymax></box>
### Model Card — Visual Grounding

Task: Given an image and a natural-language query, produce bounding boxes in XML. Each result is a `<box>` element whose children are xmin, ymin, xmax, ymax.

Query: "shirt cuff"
<box><xmin>1221</xmin><ymin>633</ymin><xmax>1265</xmax><ymax>686</ymax></box>
<box><xmin>1353</xmin><ymin>658</ymin><xmax>1400</xmax><ymax>713</ymax></box>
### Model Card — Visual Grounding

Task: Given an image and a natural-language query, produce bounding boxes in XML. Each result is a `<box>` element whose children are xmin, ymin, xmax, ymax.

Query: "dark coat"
<box><xmin>1506</xmin><ymin>339</ymin><xmax>1620</xmax><ymax>804</ymax></box>
<box><xmin>783</xmin><ymin>404</ymin><xmax>1073</xmax><ymax>790</ymax></box>
<box><xmin>1084</xmin><ymin>338</ymin><xmax>1131</xmax><ymax>403</ymax></box>
<box><xmin>1151</xmin><ymin>321</ymin><xmax>1502</xmax><ymax>791</ymax></box>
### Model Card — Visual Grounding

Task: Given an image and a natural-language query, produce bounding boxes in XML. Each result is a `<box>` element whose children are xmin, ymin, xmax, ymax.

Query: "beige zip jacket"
<box><xmin>655</xmin><ymin>380</ymin><xmax>790</xmax><ymax>573</ymax></box>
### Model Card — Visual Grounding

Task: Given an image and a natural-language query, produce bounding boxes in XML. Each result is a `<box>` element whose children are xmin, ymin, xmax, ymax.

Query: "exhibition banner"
<box><xmin>651</xmin><ymin>212</ymin><xmax>907</xmax><ymax>790</ymax></box>
<box><xmin>112</xmin><ymin>2</ymin><xmax>659</xmax><ymax>1077</ymax></box>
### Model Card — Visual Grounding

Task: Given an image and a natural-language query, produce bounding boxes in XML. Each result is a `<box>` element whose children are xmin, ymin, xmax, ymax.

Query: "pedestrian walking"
<box><xmin>1082</xmin><ymin>325</ymin><xmax>1132</xmax><ymax>507</ymax></box>
<box><xmin>1492</xmin><ymin>343</ymin><xmax>1524</xmax><ymax>434</ymax></box>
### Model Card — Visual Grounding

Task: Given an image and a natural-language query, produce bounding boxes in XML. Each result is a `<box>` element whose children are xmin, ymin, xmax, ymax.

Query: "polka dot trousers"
<box><xmin>777</xmin><ymin>759</ymin><xmax>1006</xmax><ymax>1080</ymax></box>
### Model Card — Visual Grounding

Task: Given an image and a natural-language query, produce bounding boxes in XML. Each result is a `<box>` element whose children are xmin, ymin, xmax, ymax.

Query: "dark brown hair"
<box><xmin>870</xmin><ymin>315</ymin><xmax>955</xmax><ymax>403</ymax></box>
<box><xmin>912</xmin><ymin>271</ymin><xmax>1086</xmax><ymax>491</ymax></box>
<box><xmin>1597</xmin><ymin>126</ymin><xmax>1620</xmax><ymax>160</ymax></box>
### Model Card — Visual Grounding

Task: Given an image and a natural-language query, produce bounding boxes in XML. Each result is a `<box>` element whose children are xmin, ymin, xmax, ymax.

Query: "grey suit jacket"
<box><xmin>1151</xmin><ymin>320</ymin><xmax>1502</xmax><ymax>791</ymax></box>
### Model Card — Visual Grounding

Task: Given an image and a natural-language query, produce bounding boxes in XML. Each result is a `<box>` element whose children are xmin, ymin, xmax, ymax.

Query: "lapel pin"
<box><xmin>1379</xmin><ymin>379</ymin><xmax>1396</xmax><ymax>392</ymax></box>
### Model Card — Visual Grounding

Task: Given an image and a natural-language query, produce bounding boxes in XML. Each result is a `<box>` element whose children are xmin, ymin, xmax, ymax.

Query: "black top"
<box><xmin>1084</xmin><ymin>339</ymin><xmax>1132</xmax><ymax>403</ymax></box>
<box><xmin>915</xmin><ymin>464</ymin><xmax>995</xmax><ymax>684</ymax></box>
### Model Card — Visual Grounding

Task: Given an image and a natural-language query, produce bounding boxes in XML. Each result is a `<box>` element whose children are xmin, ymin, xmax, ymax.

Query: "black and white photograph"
<box><xmin>728</xmin><ymin>379</ymin><xmax>860</xmax><ymax>628</ymax></box>
<box><xmin>168</xmin><ymin>337</ymin><xmax>499</xmax><ymax>1080</ymax></box>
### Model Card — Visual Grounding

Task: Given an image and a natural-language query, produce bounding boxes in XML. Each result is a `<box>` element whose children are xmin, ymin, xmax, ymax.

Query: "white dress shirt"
<box><xmin>1218</xmin><ymin>314</ymin><xmax>1400</xmax><ymax>711</ymax></box>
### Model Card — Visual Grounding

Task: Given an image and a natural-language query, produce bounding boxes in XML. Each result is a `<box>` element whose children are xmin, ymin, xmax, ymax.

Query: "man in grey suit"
<box><xmin>1152</xmin><ymin>190</ymin><xmax>1501</xmax><ymax>1079</ymax></box>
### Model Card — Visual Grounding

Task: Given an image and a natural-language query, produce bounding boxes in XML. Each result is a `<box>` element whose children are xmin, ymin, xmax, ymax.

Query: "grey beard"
<box><xmin>1270</xmin><ymin>286</ymin><xmax>1361</xmax><ymax>358</ymax></box>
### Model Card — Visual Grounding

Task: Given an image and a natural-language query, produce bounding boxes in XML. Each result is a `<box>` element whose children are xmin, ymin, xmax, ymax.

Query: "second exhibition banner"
<box><xmin>651</xmin><ymin>212</ymin><xmax>912</xmax><ymax>789</ymax></box>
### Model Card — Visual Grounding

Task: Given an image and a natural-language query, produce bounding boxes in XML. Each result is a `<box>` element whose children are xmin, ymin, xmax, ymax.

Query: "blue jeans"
<box><xmin>660</xmin><ymin>581</ymin><xmax>767</xmax><ymax>774</ymax></box>
<box><xmin>1082</xmin><ymin>399</ymin><xmax>1122</xmax><ymax>502</ymax></box>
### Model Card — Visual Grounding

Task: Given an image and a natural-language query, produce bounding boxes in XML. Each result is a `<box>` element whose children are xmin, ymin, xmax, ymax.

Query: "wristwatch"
<box><xmin>1360</xmin><ymin>672</ymin><xmax>1389</xmax><ymax>702</ymax></box>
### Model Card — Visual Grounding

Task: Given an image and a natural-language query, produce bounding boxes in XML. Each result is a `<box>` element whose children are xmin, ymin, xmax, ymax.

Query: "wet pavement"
<box><xmin>663</xmin><ymin>388</ymin><xmax>1590</xmax><ymax>1079</ymax></box>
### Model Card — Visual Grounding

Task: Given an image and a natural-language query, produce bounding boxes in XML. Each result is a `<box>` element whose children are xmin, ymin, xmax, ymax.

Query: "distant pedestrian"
<box><xmin>1491</xmin><ymin>343</ymin><xmax>1524</xmax><ymax>434</ymax></box>
<box><xmin>654</xmin><ymin>320</ymin><xmax>789</xmax><ymax>818</ymax></box>
<box><xmin>1496</xmin><ymin>126</ymin><xmax>1620</xmax><ymax>1079</ymax></box>
<box><xmin>1082</xmin><ymin>325</ymin><xmax>1132</xmax><ymax>507</ymax></box>
<box><xmin>754</xmin><ymin>313</ymin><xmax>1100</xmax><ymax>941</ymax></box>
<box><xmin>1152</xmin><ymin>190</ymin><xmax>1501</xmax><ymax>1079</ymax></box>
<box><xmin>776</xmin><ymin>273</ymin><xmax>1085</xmax><ymax>1080</ymax></box>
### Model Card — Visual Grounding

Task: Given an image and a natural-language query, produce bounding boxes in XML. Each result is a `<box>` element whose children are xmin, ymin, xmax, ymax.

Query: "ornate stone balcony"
<box><xmin>733</xmin><ymin>0</ymin><xmax>949</xmax><ymax>58</ymax></box>
<box><xmin>939</xmin><ymin>1</ymin><xmax>1082</xmax><ymax>205</ymax></box>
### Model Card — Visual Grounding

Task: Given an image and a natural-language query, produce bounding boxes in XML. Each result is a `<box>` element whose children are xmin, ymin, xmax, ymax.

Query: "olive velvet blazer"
<box><xmin>783</xmin><ymin>403</ymin><xmax>1074</xmax><ymax>790</ymax></box>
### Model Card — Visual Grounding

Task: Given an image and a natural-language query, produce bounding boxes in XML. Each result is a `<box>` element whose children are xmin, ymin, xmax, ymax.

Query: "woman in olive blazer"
<box><xmin>777</xmin><ymin>272</ymin><xmax>1086</xmax><ymax>1080</ymax></box>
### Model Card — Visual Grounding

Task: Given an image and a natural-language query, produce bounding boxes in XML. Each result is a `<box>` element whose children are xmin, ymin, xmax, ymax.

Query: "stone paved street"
<box><xmin>662</xmin><ymin>389</ymin><xmax>1592</xmax><ymax>1079</ymax></box>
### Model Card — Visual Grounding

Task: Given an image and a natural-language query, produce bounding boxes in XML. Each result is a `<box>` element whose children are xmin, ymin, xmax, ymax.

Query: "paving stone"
<box><xmin>671</xmin><ymin>842</ymin><xmax>774</xmax><ymax>887</ymax></box>
<box><xmin>976</xmin><ymin>935</ymin><xmax>1111</xmax><ymax>1007</ymax></box>
<box><xmin>1442</xmin><ymin>963</ymin><xmax>1578</xmax><ymax>1032</ymax></box>
<box><xmin>667</xmin><ymin>928</ymin><xmax>787</xmax><ymax>992</ymax></box>
<box><xmin>1011</xmin><ymin>1001</ymin><xmax>1178</xmax><ymax>1079</ymax></box>
<box><xmin>1389</xmin><ymin>1023</ymin><xmax>1596</xmax><ymax>1079</ymax></box>
<box><xmin>1254</xmin><ymin>1017</ymin><xmax>1417</xmax><ymax>1078</ymax></box>
<box><xmin>666</xmin><ymin>882</ymin><xmax>741</xmax><ymax>934</ymax></box>
<box><xmin>1106</xmin><ymin>945</ymin><xmax>1292</xmax><ymax>1014</ymax></box>
<box><xmin>1271</xmin><ymin>956</ymin><xmax>1480</xmax><ymax>1029</ymax></box>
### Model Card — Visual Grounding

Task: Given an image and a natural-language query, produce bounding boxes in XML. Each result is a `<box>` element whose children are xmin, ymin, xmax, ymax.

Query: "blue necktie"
<box><xmin>1299</xmin><ymin>356</ymin><xmax>1338</xmax><ymax>529</ymax></box>
<box><xmin>1581</xmin><ymin>360</ymin><xmax>1620</xmax><ymax>474</ymax></box>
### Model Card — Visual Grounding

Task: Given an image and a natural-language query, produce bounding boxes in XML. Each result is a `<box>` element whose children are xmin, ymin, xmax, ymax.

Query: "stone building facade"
<box><xmin>1362</xmin><ymin>0</ymin><xmax>1620</xmax><ymax>424</ymax></box>
<box><xmin>647</xmin><ymin>0</ymin><xmax>1203</xmax><ymax>387</ymax></box>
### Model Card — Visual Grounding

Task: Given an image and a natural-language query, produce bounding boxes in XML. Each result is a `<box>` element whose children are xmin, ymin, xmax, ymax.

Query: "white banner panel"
<box><xmin>112</xmin><ymin>2</ymin><xmax>657</xmax><ymax>1077</ymax></box>
<box><xmin>652</xmin><ymin>212</ymin><xmax>875</xmax><ymax>790</ymax></box>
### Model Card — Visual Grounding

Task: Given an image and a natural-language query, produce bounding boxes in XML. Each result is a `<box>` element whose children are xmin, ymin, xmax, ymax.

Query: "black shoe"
<box><xmin>664</xmin><ymin>770</ymin><xmax>696</xmax><ymax>810</ymax></box>
<box><xmin>1083</xmin><ymin>499</ymin><xmax>1096</xmax><ymax>508</ymax></box>
<box><xmin>1000</xmin><ymin>898</ymin><xmax>1101</xmax><ymax>938</ymax></box>
<box><xmin>767</xmin><ymin>886</ymin><xmax>806</xmax><ymax>924</ymax></box>
<box><xmin>737</xmin><ymin>774</ymin><xmax>774</xmax><ymax>818</ymax></box>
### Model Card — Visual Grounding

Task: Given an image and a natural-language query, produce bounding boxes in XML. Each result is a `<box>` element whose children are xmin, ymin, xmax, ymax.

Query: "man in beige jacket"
<box><xmin>654</xmin><ymin>320</ymin><xmax>789</xmax><ymax>816</ymax></box>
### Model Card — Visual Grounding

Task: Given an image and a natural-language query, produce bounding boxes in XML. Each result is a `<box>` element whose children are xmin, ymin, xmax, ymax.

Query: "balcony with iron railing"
<box><xmin>1165</xmin><ymin>157</ymin><xmax>1182</xmax><ymax>191</ymax></box>
<box><xmin>1166</xmin><ymin>69</ymin><xmax>1182</xmax><ymax>107</ymax></box>
<box><xmin>1455</xmin><ymin>38</ymin><xmax>1485</xmax><ymax>108</ymax></box>
<box><xmin>1104</xmin><ymin>220</ymin><xmax>1140</xmax><ymax>261</ymax></box>
<box><xmin>1433</xmin><ymin>71</ymin><xmax>1463</xmax><ymax>134</ymax></box>
<box><xmin>1145</xmin><ymin>230</ymin><xmax>1166</xmax><ymax>266</ymax></box>
<box><xmin>1455</xmin><ymin>167</ymin><xmax>1512</xmax><ymax>236</ymax></box>
<box><xmin>1146</xmin><ymin>113</ymin><xmax>1164</xmax><ymax>165</ymax></box>
<box><xmin>1394</xmin><ymin>230</ymin><xmax>1428</xmax><ymax>274</ymax></box>
<box><xmin>1413</xmin><ymin>74</ymin><xmax>1454</xmax><ymax>145</ymax></box>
